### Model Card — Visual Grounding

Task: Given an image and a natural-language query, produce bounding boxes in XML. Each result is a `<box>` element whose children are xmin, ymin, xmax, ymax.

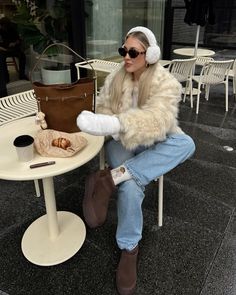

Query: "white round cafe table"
<box><xmin>173</xmin><ymin>48</ymin><xmax>215</xmax><ymax>57</ymax></box>
<box><xmin>0</xmin><ymin>116</ymin><xmax>104</xmax><ymax>266</ymax></box>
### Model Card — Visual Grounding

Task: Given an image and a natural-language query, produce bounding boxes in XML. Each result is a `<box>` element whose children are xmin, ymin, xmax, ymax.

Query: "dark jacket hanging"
<box><xmin>184</xmin><ymin>0</ymin><xmax>215</xmax><ymax>26</ymax></box>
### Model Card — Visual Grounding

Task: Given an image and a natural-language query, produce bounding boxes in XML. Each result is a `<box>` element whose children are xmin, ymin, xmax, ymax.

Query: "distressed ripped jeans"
<box><xmin>105</xmin><ymin>133</ymin><xmax>195</xmax><ymax>251</ymax></box>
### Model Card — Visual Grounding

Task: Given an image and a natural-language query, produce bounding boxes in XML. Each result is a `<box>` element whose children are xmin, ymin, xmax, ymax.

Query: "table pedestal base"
<box><xmin>21</xmin><ymin>211</ymin><xmax>86</xmax><ymax>266</ymax></box>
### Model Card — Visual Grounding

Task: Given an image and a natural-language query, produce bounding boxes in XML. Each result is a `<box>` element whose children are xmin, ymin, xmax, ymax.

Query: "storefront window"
<box><xmin>84</xmin><ymin>0</ymin><xmax>166</xmax><ymax>60</ymax></box>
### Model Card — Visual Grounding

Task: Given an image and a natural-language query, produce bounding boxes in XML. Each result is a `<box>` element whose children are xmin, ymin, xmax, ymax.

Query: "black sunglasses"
<box><xmin>118</xmin><ymin>47</ymin><xmax>146</xmax><ymax>59</ymax></box>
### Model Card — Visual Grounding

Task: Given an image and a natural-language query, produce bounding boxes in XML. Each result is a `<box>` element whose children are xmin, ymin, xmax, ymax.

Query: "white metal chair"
<box><xmin>228</xmin><ymin>59</ymin><xmax>236</xmax><ymax>97</ymax></box>
<box><xmin>195</xmin><ymin>56</ymin><xmax>214</xmax><ymax>66</ymax></box>
<box><xmin>0</xmin><ymin>90</ymin><xmax>41</xmax><ymax>197</ymax></box>
<box><xmin>192</xmin><ymin>57</ymin><xmax>215</xmax><ymax>96</ymax></box>
<box><xmin>168</xmin><ymin>58</ymin><xmax>197</xmax><ymax>108</ymax></box>
<box><xmin>192</xmin><ymin>59</ymin><xmax>234</xmax><ymax>114</ymax></box>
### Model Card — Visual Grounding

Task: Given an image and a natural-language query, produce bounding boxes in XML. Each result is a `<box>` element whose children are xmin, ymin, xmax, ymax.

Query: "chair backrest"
<box><xmin>0</xmin><ymin>90</ymin><xmax>37</xmax><ymax>126</ymax></box>
<box><xmin>195</xmin><ymin>56</ymin><xmax>214</xmax><ymax>66</ymax></box>
<box><xmin>168</xmin><ymin>58</ymin><xmax>196</xmax><ymax>82</ymax></box>
<box><xmin>200</xmin><ymin>60</ymin><xmax>234</xmax><ymax>85</ymax></box>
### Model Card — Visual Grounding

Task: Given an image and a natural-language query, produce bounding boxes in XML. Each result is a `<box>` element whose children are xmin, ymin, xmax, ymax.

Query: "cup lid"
<box><xmin>13</xmin><ymin>135</ymin><xmax>34</xmax><ymax>147</ymax></box>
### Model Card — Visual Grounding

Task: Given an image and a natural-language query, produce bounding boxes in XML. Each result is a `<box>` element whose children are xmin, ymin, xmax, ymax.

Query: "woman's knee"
<box><xmin>183</xmin><ymin>134</ymin><xmax>195</xmax><ymax>155</ymax></box>
<box><xmin>176</xmin><ymin>133</ymin><xmax>196</xmax><ymax>159</ymax></box>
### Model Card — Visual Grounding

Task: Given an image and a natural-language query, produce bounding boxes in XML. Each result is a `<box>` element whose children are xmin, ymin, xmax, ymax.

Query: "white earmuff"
<box><xmin>146</xmin><ymin>45</ymin><xmax>161</xmax><ymax>64</ymax></box>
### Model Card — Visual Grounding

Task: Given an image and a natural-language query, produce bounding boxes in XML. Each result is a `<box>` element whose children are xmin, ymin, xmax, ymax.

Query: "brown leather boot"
<box><xmin>116</xmin><ymin>246</ymin><xmax>139</xmax><ymax>295</ymax></box>
<box><xmin>82</xmin><ymin>169</ymin><xmax>116</xmax><ymax>228</ymax></box>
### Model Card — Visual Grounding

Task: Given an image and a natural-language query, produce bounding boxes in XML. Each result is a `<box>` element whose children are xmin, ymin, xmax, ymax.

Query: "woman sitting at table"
<box><xmin>77</xmin><ymin>26</ymin><xmax>195</xmax><ymax>295</ymax></box>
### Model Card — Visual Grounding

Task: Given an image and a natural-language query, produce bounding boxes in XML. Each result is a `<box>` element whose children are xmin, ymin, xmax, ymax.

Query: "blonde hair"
<box><xmin>110</xmin><ymin>31</ymin><xmax>158</xmax><ymax>113</ymax></box>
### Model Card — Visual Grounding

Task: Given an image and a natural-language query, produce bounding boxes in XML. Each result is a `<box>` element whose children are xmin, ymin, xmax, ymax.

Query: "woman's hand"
<box><xmin>77</xmin><ymin>111</ymin><xmax>120</xmax><ymax>136</ymax></box>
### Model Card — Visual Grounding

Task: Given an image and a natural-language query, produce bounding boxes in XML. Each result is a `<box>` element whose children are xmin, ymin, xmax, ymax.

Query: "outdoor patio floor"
<box><xmin>0</xmin><ymin>82</ymin><xmax>235</xmax><ymax>294</ymax></box>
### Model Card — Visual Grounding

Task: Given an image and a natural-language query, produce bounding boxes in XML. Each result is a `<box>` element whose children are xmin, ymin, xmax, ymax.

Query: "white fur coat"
<box><xmin>96</xmin><ymin>62</ymin><xmax>184</xmax><ymax>150</ymax></box>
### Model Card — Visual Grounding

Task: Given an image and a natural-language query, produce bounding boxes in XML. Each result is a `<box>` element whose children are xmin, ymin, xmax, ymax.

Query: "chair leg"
<box><xmin>225</xmin><ymin>82</ymin><xmax>229</xmax><ymax>112</ymax></box>
<box><xmin>183</xmin><ymin>89</ymin><xmax>187</xmax><ymax>103</ymax></box>
<box><xmin>99</xmin><ymin>145</ymin><xmax>105</xmax><ymax>169</ymax></box>
<box><xmin>205</xmin><ymin>85</ymin><xmax>210</xmax><ymax>100</ymax></box>
<box><xmin>183</xmin><ymin>81</ymin><xmax>189</xmax><ymax>102</ymax></box>
<box><xmin>233</xmin><ymin>78</ymin><xmax>236</xmax><ymax>101</ymax></box>
<box><xmin>34</xmin><ymin>179</ymin><xmax>41</xmax><ymax>197</ymax></box>
<box><xmin>189</xmin><ymin>80</ymin><xmax>193</xmax><ymax>108</ymax></box>
<box><xmin>158</xmin><ymin>175</ymin><xmax>164</xmax><ymax>227</ymax></box>
<box><xmin>196</xmin><ymin>85</ymin><xmax>201</xmax><ymax>114</ymax></box>
<box><xmin>183</xmin><ymin>80</ymin><xmax>193</xmax><ymax>108</ymax></box>
<box><xmin>233</xmin><ymin>78</ymin><xmax>236</xmax><ymax>96</ymax></box>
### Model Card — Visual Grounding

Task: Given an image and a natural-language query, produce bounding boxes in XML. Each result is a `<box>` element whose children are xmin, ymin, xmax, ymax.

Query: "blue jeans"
<box><xmin>105</xmin><ymin>133</ymin><xmax>195</xmax><ymax>251</ymax></box>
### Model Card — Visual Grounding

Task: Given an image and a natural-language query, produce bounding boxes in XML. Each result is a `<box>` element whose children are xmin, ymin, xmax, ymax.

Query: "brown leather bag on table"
<box><xmin>31</xmin><ymin>43</ymin><xmax>96</xmax><ymax>133</ymax></box>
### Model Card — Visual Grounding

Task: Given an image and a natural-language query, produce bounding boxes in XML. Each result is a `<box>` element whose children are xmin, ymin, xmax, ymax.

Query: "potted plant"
<box><xmin>11</xmin><ymin>0</ymin><xmax>70</xmax><ymax>53</ymax></box>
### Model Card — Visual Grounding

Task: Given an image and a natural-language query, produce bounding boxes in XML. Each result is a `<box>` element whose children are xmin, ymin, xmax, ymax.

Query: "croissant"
<box><xmin>52</xmin><ymin>137</ymin><xmax>71</xmax><ymax>150</ymax></box>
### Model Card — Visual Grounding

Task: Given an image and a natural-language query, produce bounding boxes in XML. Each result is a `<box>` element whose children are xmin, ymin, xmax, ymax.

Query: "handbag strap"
<box><xmin>30</xmin><ymin>42</ymin><xmax>96</xmax><ymax>82</ymax></box>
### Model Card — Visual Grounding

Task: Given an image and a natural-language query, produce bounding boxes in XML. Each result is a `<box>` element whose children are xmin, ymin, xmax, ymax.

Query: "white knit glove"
<box><xmin>77</xmin><ymin>111</ymin><xmax>120</xmax><ymax>136</ymax></box>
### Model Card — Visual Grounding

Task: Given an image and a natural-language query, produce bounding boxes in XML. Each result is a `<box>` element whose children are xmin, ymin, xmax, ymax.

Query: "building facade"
<box><xmin>0</xmin><ymin>0</ymin><xmax>235</xmax><ymax>61</ymax></box>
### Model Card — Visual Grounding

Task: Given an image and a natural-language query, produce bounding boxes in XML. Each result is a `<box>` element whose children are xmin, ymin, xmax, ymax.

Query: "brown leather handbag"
<box><xmin>31</xmin><ymin>43</ymin><xmax>96</xmax><ymax>133</ymax></box>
